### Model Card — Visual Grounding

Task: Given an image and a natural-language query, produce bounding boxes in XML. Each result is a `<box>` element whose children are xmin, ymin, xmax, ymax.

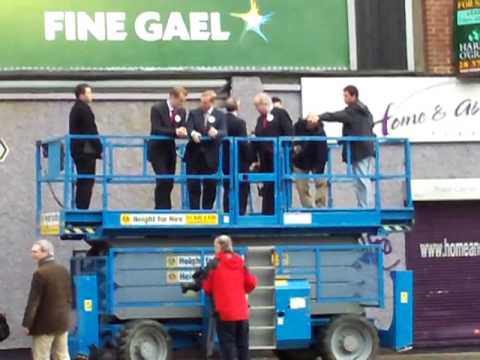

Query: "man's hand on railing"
<box><xmin>176</xmin><ymin>127</ymin><xmax>188</xmax><ymax>138</ymax></box>
<box><xmin>208</xmin><ymin>127</ymin><xmax>218</xmax><ymax>139</ymax></box>
<box><xmin>191</xmin><ymin>131</ymin><xmax>202</xmax><ymax>144</ymax></box>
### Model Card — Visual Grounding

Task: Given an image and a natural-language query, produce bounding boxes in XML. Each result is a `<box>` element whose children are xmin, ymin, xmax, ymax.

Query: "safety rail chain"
<box><xmin>36</xmin><ymin>135</ymin><xmax>414</xmax><ymax>237</ymax></box>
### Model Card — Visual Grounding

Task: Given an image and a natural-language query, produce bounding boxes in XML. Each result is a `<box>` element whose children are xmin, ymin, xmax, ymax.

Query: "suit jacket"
<box><xmin>148</xmin><ymin>100</ymin><xmax>187</xmax><ymax>163</ymax></box>
<box><xmin>185</xmin><ymin>107</ymin><xmax>227</xmax><ymax>170</ymax></box>
<box><xmin>254</xmin><ymin>107</ymin><xmax>293</xmax><ymax>166</ymax></box>
<box><xmin>223</xmin><ymin>112</ymin><xmax>253</xmax><ymax>174</ymax></box>
<box><xmin>22</xmin><ymin>257</ymin><xmax>72</xmax><ymax>336</ymax></box>
<box><xmin>69</xmin><ymin>100</ymin><xmax>102</xmax><ymax>158</ymax></box>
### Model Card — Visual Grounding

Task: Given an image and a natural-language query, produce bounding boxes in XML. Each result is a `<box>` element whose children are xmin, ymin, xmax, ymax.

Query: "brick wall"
<box><xmin>423</xmin><ymin>0</ymin><xmax>455</xmax><ymax>74</ymax></box>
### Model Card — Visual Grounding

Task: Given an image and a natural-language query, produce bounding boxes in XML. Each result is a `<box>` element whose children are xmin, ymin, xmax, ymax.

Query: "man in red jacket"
<box><xmin>203</xmin><ymin>235</ymin><xmax>257</xmax><ymax>360</ymax></box>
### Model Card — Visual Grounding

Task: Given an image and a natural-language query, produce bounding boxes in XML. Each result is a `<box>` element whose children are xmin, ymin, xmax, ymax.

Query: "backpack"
<box><xmin>0</xmin><ymin>314</ymin><xmax>10</xmax><ymax>342</ymax></box>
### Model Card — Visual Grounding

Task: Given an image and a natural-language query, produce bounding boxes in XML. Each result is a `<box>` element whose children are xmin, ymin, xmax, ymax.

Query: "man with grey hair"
<box><xmin>23</xmin><ymin>240</ymin><xmax>72</xmax><ymax>360</ymax></box>
<box><xmin>253</xmin><ymin>92</ymin><xmax>293</xmax><ymax>214</ymax></box>
<box><xmin>203</xmin><ymin>235</ymin><xmax>257</xmax><ymax>360</ymax></box>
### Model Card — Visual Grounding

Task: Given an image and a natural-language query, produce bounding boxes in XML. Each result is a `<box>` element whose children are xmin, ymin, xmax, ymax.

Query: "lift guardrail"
<box><xmin>36</xmin><ymin>135</ymin><xmax>414</xmax><ymax>238</ymax></box>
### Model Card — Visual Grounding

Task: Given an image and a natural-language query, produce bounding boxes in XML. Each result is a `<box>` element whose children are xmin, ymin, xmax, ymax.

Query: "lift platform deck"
<box><xmin>36</xmin><ymin>135</ymin><xmax>414</xmax><ymax>241</ymax></box>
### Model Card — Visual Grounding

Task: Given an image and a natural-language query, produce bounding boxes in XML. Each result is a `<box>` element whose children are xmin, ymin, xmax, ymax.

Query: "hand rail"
<box><xmin>35</xmin><ymin>135</ymin><xmax>414</xmax><ymax>231</ymax></box>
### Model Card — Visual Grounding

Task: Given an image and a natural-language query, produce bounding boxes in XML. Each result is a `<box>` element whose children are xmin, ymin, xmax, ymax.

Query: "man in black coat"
<box><xmin>69</xmin><ymin>83</ymin><xmax>102</xmax><ymax>209</ymax></box>
<box><xmin>223</xmin><ymin>97</ymin><xmax>252</xmax><ymax>215</ymax></box>
<box><xmin>293</xmin><ymin>114</ymin><xmax>328</xmax><ymax>208</ymax></box>
<box><xmin>319</xmin><ymin>85</ymin><xmax>376</xmax><ymax>208</ymax></box>
<box><xmin>253</xmin><ymin>93</ymin><xmax>293</xmax><ymax>215</ymax></box>
<box><xmin>185</xmin><ymin>90</ymin><xmax>227</xmax><ymax>209</ymax></box>
<box><xmin>148</xmin><ymin>87</ymin><xmax>188</xmax><ymax>209</ymax></box>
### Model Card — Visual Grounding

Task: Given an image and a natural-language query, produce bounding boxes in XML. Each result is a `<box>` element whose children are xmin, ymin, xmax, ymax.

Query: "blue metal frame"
<box><xmin>35</xmin><ymin>135</ymin><xmax>414</xmax><ymax>239</ymax></box>
<box><xmin>274</xmin><ymin>244</ymin><xmax>385</xmax><ymax>307</ymax></box>
<box><xmin>67</xmin><ymin>244</ymin><xmax>413</xmax><ymax>357</ymax></box>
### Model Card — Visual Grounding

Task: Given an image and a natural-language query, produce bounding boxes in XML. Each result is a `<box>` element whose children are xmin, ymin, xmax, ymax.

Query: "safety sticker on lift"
<box><xmin>40</xmin><ymin>212</ymin><xmax>61</xmax><ymax>236</ymax></box>
<box><xmin>166</xmin><ymin>255</ymin><xmax>215</xmax><ymax>268</ymax></box>
<box><xmin>120</xmin><ymin>213</ymin><xmax>219</xmax><ymax>226</ymax></box>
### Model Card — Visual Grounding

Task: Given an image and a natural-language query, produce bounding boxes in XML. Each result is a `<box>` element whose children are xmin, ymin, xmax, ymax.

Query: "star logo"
<box><xmin>231</xmin><ymin>0</ymin><xmax>274</xmax><ymax>42</ymax></box>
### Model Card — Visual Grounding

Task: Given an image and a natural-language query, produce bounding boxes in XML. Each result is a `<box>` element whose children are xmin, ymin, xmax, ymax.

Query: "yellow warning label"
<box><xmin>39</xmin><ymin>212</ymin><xmax>60</xmax><ymax>236</ymax></box>
<box><xmin>275</xmin><ymin>280</ymin><xmax>289</xmax><ymax>287</ymax></box>
<box><xmin>166</xmin><ymin>256</ymin><xmax>178</xmax><ymax>268</ymax></box>
<box><xmin>120</xmin><ymin>214</ymin><xmax>132</xmax><ymax>226</ymax></box>
<box><xmin>166</xmin><ymin>271</ymin><xmax>178</xmax><ymax>284</ymax></box>
<box><xmin>186</xmin><ymin>214</ymin><xmax>218</xmax><ymax>225</ymax></box>
<box><xmin>84</xmin><ymin>299</ymin><xmax>93</xmax><ymax>312</ymax></box>
<box><xmin>401</xmin><ymin>291</ymin><xmax>409</xmax><ymax>304</ymax></box>
<box><xmin>166</xmin><ymin>270</ymin><xmax>194</xmax><ymax>284</ymax></box>
<box><xmin>272</xmin><ymin>253</ymin><xmax>289</xmax><ymax>267</ymax></box>
<box><xmin>119</xmin><ymin>213</ymin><xmax>218</xmax><ymax>226</ymax></box>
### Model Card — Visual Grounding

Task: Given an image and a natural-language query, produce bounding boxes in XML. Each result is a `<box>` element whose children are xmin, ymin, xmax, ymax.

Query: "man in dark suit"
<box><xmin>253</xmin><ymin>93</ymin><xmax>293</xmax><ymax>215</ymax></box>
<box><xmin>69</xmin><ymin>83</ymin><xmax>102</xmax><ymax>209</ymax></box>
<box><xmin>185</xmin><ymin>90</ymin><xmax>227</xmax><ymax>209</ymax></box>
<box><xmin>148</xmin><ymin>87</ymin><xmax>188</xmax><ymax>209</ymax></box>
<box><xmin>223</xmin><ymin>97</ymin><xmax>252</xmax><ymax>215</ymax></box>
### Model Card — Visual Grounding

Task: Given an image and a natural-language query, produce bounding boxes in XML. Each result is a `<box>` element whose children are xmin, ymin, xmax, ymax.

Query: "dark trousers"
<box><xmin>223</xmin><ymin>180</ymin><xmax>249</xmax><ymax>215</ymax></box>
<box><xmin>151</xmin><ymin>153</ymin><xmax>176</xmax><ymax>209</ymax></box>
<box><xmin>216</xmin><ymin>319</ymin><xmax>250</xmax><ymax>360</ymax></box>
<box><xmin>187</xmin><ymin>156</ymin><xmax>217</xmax><ymax>210</ymax></box>
<box><xmin>73</xmin><ymin>156</ymin><xmax>96</xmax><ymax>210</ymax></box>
<box><xmin>260</xmin><ymin>157</ymin><xmax>275</xmax><ymax>215</ymax></box>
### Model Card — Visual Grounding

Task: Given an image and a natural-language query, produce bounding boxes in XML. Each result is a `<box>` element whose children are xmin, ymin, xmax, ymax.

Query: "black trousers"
<box><xmin>73</xmin><ymin>156</ymin><xmax>96</xmax><ymax>210</ymax></box>
<box><xmin>223</xmin><ymin>179</ymin><xmax>249</xmax><ymax>215</ymax></box>
<box><xmin>151</xmin><ymin>153</ymin><xmax>176</xmax><ymax>209</ymax></box>
<box><xmin>187</xmin><ymin>155</ymin><xmax>217</xmax><ymax>210</ymax></box>
<box><xmin>260</xmin><ymin>157</ymin><xmax>275</xmax><ymax>215</ymax></box>
<box><xmin>216</xmin><ymin>319</ymin><xmax>250</xmax><ymax>360</ymax></box>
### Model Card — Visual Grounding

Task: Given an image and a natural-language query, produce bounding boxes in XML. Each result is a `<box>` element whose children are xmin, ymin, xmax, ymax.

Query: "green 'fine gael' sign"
<box><xmin>0</xmin><ymin>0</ymin><xmax>350</xmax><ymax>72</ymax></box>
<box><xmin>456</xmin><ymin>0</ymin><xmax>480</xmax><ymax>74</ymax></box>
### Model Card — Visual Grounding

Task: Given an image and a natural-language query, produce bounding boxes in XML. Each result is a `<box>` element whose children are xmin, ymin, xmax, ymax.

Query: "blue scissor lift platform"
<box><xmin>36</xmin><ymin>135</ymin><xmax>415</xmax><ymax>360</ymax></box>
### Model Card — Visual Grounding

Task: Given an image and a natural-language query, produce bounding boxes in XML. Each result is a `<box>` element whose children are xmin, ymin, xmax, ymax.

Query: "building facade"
<box><xmin>0</xmin><ymin>0</ymin><xmax>479</xmax><ymax>350</ymax></box>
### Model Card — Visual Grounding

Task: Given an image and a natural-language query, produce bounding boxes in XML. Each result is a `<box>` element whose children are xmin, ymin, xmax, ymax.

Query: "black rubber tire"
<box><xmin>274</xmin><ymin>349</ymin><xmax>318</xmax><ymax>360</ymax></box>
<box><xmin>319</xmin><ymin>315</ymin><xmax>379</xmax><ymax>360</ymax></box>
<box><xmin>119</xmin><ymin>320</ymin><xmax>172</xmax><ymax>360</ymax></box>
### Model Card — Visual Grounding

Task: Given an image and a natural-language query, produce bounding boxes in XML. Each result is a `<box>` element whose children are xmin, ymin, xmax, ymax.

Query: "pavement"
<box><xmin>1</xmin><ymin>349</ymin><xmax>480</xmax><ymax>359</ymax></box>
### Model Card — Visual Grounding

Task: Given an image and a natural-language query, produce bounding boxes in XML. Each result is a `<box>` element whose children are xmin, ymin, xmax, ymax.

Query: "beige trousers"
<box><xmin>294</xmin><ymin>166</ymin><xmax>327</xmax><ymax>208</ymax></box>
<box><xmin>32</xmin><ymin>332</ymin><xmax>70</xmax><ymax>360</ymax></box>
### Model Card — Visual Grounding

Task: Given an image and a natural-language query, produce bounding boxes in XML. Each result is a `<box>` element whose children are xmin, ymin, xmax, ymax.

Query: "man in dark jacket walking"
<box><xmin>148</xmin><ymin>86</ymin><xmax>188</xmax><ymax>209</ymax></box>
<box><xmin>69</xmin><ymin>83</ymin><xmax>102</xmax><ymax>209</ymax></box>
<box><xmin>223</xmin><ymin>97</ymin><xmax>252</xmax><ymax>215</ymax></box>
<box><xmin>293</xmin><ymin>114</ymin><xmax>328</xmax><ymax>208</ymax></box>
<box><xmin>23</xmin><ymin>240</ymin><xmax>72</xmax><ymax>360</ymax></box>
<box><xmin>185</xmin><ymin>90</ymin><xmax>227</xmax><ymax>209</ymax></box>
<box><xmin>320</xmin><ymin>85</ymin><xmax>376</xmax><ymax>208</ymax></box>
<box><xmin>203</xmin><ymin>235</ymin><xmax>257</xmax><ymax>360</ymax></box>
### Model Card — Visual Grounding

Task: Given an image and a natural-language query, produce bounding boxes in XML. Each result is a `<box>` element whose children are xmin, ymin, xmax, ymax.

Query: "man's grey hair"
<box><xmin>254</xmin><ymin>92</ymin><xmax>272</xmax><ymax>107</ymax></box>
<box><xmin>34</xmin><ymin>239</ymin><xmax>55</xmax><ymax>257</ymax></box>
<box><xmin>214</xmin><ymin>234</ymin><xmax>233</xmax><ymax>253</ymax></box>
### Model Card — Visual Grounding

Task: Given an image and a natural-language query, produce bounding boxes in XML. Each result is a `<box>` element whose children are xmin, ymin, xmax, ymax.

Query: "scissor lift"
<box><xmin>36</xmin><ymin>135</ymin><xmax>415</xmax><ymax>360</ymax></box>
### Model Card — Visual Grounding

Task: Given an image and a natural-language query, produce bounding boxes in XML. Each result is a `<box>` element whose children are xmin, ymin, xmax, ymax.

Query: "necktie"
<box><xmin>204</xmin><ymin>112</ymin><xmax>209</xmax><ymax>130</ymax></box>
<box><xmin>262</xmin><ymin>114</ymin><xmax>268</xmax><ymax>129</ymax></box>
<box><xmin>170</xmin><ymin>109</ymin><xmax>176</xmax><ymax>126</ymax></box>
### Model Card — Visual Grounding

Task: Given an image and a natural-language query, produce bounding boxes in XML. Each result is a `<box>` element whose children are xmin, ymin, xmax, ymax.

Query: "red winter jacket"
<box><xmin>203</xmin><ymin>251</ymin><xmax>257</xmax><ymax>321</ymax></box>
